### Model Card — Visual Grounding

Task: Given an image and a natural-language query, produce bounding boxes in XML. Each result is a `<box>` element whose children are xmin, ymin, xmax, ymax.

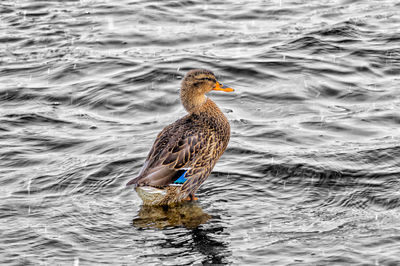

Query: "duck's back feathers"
<box><xmin>128</xmin><ymin>115</ymin><xmax>206</xmax><ymax>188</ymax></box>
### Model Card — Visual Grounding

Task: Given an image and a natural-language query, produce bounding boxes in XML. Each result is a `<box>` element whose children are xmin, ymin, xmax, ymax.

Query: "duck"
<box><xmin>126</xmin><ymin>69</ymin><xmax>234</xmax><ymax>206</ymax></box>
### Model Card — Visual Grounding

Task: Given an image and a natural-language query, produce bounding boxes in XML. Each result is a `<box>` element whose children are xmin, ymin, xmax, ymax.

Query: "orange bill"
<box><xmin>213</xmin><ymin>81</ymin><xmax>234</xmax><ymax>92</ymax></box>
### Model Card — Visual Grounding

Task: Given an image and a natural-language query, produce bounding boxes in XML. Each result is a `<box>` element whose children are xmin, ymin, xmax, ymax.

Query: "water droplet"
<box><xmin>74</xmin><ymin>257</ymin><xmax>80</xmax><ymax>266</ymax></box>
<box><xmin>27</xmin><ymin>179</ymin><xmax>31</xmax><ymax>195</ymax></box>
<box><xmin>108</xmin><ymin>17</ymin><xmax>114</xmax><ymax>30</ymax></box>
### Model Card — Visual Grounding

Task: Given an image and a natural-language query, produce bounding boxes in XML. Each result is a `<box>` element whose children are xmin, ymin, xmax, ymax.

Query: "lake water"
<box><xmin>1</xmin><ymin>0</ymin><xmax>400</xmax><ymax>265</ymax></box>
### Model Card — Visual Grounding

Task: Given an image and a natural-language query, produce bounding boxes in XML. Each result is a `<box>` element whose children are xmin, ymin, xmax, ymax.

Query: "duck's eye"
<box><xmin>193</xmin><ymin>82</ymin><xmax>202</xmax><ymax>87</ymax></box>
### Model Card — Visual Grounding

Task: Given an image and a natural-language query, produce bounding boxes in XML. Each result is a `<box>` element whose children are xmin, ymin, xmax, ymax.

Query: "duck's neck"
<box><xmin>189</xmin><ymin>98</ymin><xmax>226</xmax><ymax>120</ymax></box>
<box><xmin>180</xmin><ymin>90</ymin><xmax>207</xmax><ymax>113</ymax></box>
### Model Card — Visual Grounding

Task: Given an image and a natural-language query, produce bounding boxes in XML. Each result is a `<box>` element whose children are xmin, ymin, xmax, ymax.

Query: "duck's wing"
<box><xmin>126</xmin><ymin>118</ymin><xmax>208</xmax><ymax>188</ymax></box>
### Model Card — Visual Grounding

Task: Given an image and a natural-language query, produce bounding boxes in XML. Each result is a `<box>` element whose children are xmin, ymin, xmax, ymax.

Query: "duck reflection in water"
<box><xmin>132</xmin><ymin>202</ymin><xmax>231</xmax><ymax>264</ymax></box>
<box><xmin>132</xmin><ymin>201</ymin><xmax>211</xmax><ymax>229</ymax></box>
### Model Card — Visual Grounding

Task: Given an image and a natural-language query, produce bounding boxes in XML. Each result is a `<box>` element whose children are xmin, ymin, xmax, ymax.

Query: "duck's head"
<box><xmin>180</xmin><ymin>69</ymin><xmax>233</xmax><ymax>113</ymax></box>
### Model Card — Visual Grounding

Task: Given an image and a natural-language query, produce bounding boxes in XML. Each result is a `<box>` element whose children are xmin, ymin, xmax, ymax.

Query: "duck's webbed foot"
<box><xmin>185</xmin><ymin>194</ymin><xmax>198</xmax><ymax>201</ymax></box>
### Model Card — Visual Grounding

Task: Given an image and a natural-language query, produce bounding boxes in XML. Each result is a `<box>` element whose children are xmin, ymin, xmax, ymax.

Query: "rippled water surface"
<box><xmin>1</xmin><ymin>0</ymin><xmax>400</xmax><ymax>265</ymax></box>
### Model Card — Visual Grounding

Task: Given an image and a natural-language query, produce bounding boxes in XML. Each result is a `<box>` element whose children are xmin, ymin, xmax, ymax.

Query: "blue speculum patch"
<box><xmin>173</xmin><ymin>170</ymin><xmax>188</xmax><ymax>184</ymax></box>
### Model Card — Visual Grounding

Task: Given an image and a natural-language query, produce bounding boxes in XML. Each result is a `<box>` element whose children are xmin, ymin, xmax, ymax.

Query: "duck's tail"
<box><xmin>126</xmin><ymin>176</ymin><xmax>141</xmax><ymax>187</ymax></box>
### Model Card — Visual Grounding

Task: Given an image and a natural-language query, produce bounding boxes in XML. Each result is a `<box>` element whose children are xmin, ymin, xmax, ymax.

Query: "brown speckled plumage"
<box><xmin>127</xmin><ymin>69</ymin><xmax>233</xmax><ymax>205</ymax></box>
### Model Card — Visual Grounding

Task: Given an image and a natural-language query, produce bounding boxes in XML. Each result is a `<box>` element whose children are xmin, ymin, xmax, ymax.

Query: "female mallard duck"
<box><xmin>127</xmin><ymin>69</ymin><xmax>233</xmax><ymax>206</ymax></box>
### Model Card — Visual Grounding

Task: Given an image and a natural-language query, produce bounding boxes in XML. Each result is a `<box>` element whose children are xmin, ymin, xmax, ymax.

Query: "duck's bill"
<box><xmin>213</xmin><ymin>81</ymin><xmax>234</xmax><ymax>92</ymax></box>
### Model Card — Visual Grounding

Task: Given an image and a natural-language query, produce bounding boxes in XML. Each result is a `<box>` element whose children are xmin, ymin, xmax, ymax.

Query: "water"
<box><xmin>1</xmin><ymin>0</ymin><xmax>400</xmax><ymax>265</ymax></box>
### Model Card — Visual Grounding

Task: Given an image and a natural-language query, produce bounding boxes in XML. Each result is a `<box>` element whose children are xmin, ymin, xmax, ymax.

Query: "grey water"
<box><xmin>1</xmin><ymin>0</ymin><xmax>400</xmax><ymax>265</ymax></box>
